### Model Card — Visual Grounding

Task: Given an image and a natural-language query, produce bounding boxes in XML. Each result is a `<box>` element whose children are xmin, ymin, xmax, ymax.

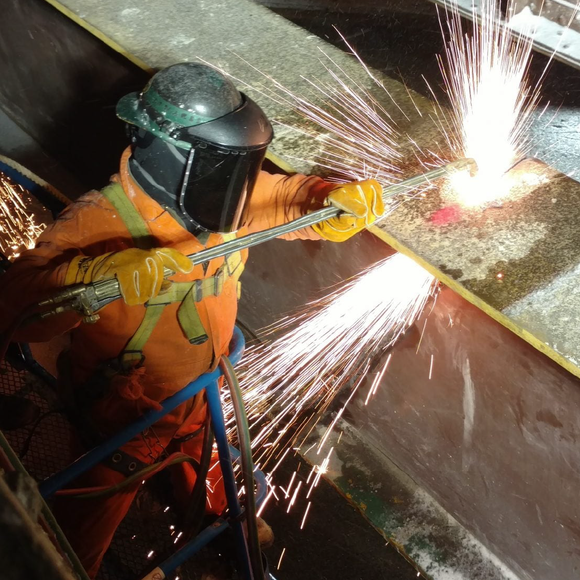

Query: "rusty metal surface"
<box><xmin>336</xmin><ymin>283</ymin><xmax>580</xmax><ymax>580</ymax></box>
<box><xmin>374</xmin><ymin>158</ymin><xmax>580</xmax><ymax>377</ymax></box>
<box><xmin>2</xmin><ymin>1</ymin><xmax>580</xmax><ymax>578</ymax></box>
<box><xmin>238</xmin><ymin>227</ymin><xmax>580</xmax><ymax>580</ymax></box>
<box><xmin>237</xmin><ymin>217</ymin><xmax>580</xmax><ymax>580</ymax></box>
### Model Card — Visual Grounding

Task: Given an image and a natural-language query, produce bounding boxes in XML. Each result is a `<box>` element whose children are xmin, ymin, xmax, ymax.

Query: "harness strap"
<box><xmin>177</xmin><ymin>289</ymin><xmax>209</xmax><ymax>346</ymax></box>
<box><xmin>103</xmin><ymin>448</ymin><xmax>149</xmax><ymax>477</ymax></box>
<box><xmin>120</xmin><ymin>303</ymin><xmax>167</xmax><ymax>367</ymax></box>
<box><xmin>100</xmin><ymin>182</ymin><xmax>245</xmax><ymax>363</ymax></box>
<box><xmin>101</xmin><ymin>183</ymin><xmax>155</xmax><ymax>249</ymax></box>
<box><xmin>120</xmin><ymin>283</ymin><xmax>210</xmax><ymax>367</ymax></box>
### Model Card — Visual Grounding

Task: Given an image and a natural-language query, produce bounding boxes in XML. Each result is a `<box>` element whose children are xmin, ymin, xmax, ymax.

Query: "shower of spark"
<box><xmin>223</xmin><ymin>253</ymin><xmax>437</xmax><ymax>472</ymax></box>
<box><xmin>210</xmin><ymin>38</ymin><xmax>415</xmax><ymax>213</ymax></box>
<box><xmin>208</xmin><ymin>33</ymin><xmax>458</xmax><ymax>524</ymax></box>
<box><xmin>0</xmin><ymin>172</ymin><xmax>45</xmax><ymax>260</ymax></box>
<box><xmin>271</xmin><ymin>50</ymin><xmax>402</xmax><ymax>188</ymax></box>
<box><xmin>436</xmin><ymin>0</ymin><xmax>542</xmax><ymax>206</ymax></box>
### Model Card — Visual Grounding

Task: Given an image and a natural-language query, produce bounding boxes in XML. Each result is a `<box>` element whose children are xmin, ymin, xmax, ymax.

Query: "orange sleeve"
<box><xmin>0</xmin><ymin>190</ymin><xmax>130</xmax><ymax>342</ymax></box>
<box><xmin>244</xmin><ymin>170</ymin><xmax>335</xmax><ymax>240</ymax></box>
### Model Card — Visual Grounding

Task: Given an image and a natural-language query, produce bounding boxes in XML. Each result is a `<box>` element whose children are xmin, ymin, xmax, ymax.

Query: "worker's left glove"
<box><xmin>312</xmin><ymin>179</ymin><xmax>384</xmax><ymax>242</ymax></box>
<box><xmin>65</xmin><ymin>247</ymin><xmax>194</xmax><ymax>306</ymax></box>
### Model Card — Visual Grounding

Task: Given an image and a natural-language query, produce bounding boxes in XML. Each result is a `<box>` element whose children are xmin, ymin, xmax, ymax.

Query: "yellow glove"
<box><xmin>65</xmin><ymin>248</ymin><xmax>194</xmax><ymax>306</ymax></box>
<box><xmin>312</xmin><ymin>179</ymin><xmax>384</xmax><ymax>242</ymax></box>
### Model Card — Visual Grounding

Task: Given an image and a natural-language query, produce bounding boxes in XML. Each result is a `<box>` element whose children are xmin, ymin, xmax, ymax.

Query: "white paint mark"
<box><xmin>536</xmin><ymin>504</ymin><xmax>544</xmax><ymax>526</ymax></box>
<box><xmin>462</xmin><ymin>357</ymin><xmax>475</xmax><ymax>473</ymax></box>
<box><xmin>121</xmin><ymin>8</ymin><xmax>140</xmax><ymax>17</ymax></box>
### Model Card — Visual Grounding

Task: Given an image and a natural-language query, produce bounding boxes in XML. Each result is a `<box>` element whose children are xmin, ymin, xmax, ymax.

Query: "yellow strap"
<box><xmin>223</xmin><ymin>252</ymin><xmax>244</xmax><ymax>279</ymax></box>
<box><xmin>101</xmin><ymin>183</ymin><xmax>154</xmax><ymax>250</ymax></box>
<box><xmin>118</xmin><ymin>258</ymin><xmax>245</xmax><ymax>360</ymax></box>
<box><xmin>102</xmin><ymin>194</ymin><xmax>245</xmax><ymax>354</ymax></box>
<box><xmin>177</xmin><ymin>289</ymin><xmax>209</xmax><ymax>345</ymax></box>
<box><xmin>120</xmin><ymin>304</ymin><xmax>166</xmax><ymax>366</ymax></box>
<box><xmin>149</xmin><ymin>283</ymin><xmax>192</xmax><ymax>304</ymax></box>
<box><xmin>121</xmin><ymin>282</ymin><xmax>212</xmax><ymax>356</ymax></box>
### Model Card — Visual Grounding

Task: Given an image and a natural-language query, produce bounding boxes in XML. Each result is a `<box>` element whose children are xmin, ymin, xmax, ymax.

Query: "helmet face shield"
<box><xmin>179</xmin><ymin>145</ymin><xmax>267</xmax><ymax>233</ymax></box>
<box><xmin>117</xmin><ymin>63</ymin><xmax>273</xmax><ymax>234</ymax></box>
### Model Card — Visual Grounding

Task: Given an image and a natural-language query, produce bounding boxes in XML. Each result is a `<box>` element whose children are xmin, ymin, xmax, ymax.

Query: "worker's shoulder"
<box><xmin>61</xmin><ymin>185</ymin><xmax>122</xmax><ymax>217</ymax></box>
<box><xmin>46</xmin><ymin>185</ymin><xmax>128</xmax><ymax>239</ymax></box>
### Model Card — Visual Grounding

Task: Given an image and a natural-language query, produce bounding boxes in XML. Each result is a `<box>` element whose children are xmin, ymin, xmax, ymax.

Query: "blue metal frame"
<box><xmin>149</xmin><ymin>445</ymin><xmax>269</xmax><ymax>580</ymax></box>
<box><xmin>39</xmin><ymin>327</ymin><xmax>245</xmax><ymax>498</ymax></box>
<box><xmin>38</xmin><ymin>326</ymin><xmax>271</xmax><ymax>579</ymax></box>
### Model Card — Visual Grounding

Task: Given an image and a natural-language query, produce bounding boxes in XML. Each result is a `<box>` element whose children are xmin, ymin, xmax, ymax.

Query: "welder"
<box><xmin>0</xmin><ymin>62</ymin><xmax>383</xmax><ymax>578</ymax></box>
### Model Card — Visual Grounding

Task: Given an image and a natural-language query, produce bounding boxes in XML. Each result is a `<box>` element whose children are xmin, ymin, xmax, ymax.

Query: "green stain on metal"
<box><xmin>335</xmin><ymin>473</ymin><xmax>400</xmax><ymax>528</ymax></box>
<box><xmin>324</xmin><ymin>441</ymin><xmax>452</xmax><ymax>579</ymax></box>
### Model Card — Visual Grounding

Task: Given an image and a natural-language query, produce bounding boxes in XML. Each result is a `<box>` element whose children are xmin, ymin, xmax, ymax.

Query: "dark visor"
<box><xmin>178</xmin><ymin>146</ymin><xmax>266</xmax><ymax>233</ymax></box>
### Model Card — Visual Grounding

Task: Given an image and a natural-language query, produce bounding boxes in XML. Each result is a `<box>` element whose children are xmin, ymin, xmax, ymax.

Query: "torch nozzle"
<box><xmin>380</xmin><ymin>158</ymin><xmax>477</xmax><ymax>198</ymax></box>
<box><xmin>443</xmin><ymin>158</ymin><xmax>478</xmax><ymax>177</ymax></box>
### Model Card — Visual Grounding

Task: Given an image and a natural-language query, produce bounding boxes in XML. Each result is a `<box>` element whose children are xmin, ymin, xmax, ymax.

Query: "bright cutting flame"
<box><xmin>0</xmin><ymin>172</ymin><xmax>45</xmax><ymax>260</ymax></box>
<box><xmin>223</xmin><ymin>254</ymin><xmax>437</xmax><ymax>472</ymax></box>
<box><xmin>438</xmin><ymin>0</ymin><xmax>541</xmax><ymax>206</ymax></box>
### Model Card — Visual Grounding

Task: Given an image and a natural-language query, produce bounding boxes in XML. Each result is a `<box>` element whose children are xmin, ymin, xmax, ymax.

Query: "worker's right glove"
<box><xmin>312</xmin><ymin>179</ymin><xmax>384</xmax><ymax>242</ymax></box>
<box><xmin>65</xmin><ymin>248</ymin><xmax>194</xmax><ymax>306</ymax></box>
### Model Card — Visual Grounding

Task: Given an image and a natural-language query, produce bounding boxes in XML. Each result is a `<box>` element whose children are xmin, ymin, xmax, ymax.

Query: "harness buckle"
<box><xmin>214</xmin><ymin>269</ymin><xmax>225</xmax><ymax>296</ymax></box>
<box><xmin>194</xmin><ymin>279</ymin><xmax>204</xmax><ymax>302</ymax></box>
<box><xmin>119</xmin><ymin>350</ymin><xmax>146</xmax><ymax>370</ymax></box>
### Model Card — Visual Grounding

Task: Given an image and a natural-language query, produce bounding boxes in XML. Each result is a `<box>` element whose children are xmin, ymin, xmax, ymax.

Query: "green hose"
<box><xmin>220</xmin><ymin>355</ymin><xmax>264</xmax><ymax>580</ymax></box>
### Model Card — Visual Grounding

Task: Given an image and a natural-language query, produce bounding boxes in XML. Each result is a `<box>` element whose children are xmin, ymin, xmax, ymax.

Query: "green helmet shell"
<box><xmin>117</xmin><ymin>62</ymin><xmax>244</xmax><ymax>150</ymax></box>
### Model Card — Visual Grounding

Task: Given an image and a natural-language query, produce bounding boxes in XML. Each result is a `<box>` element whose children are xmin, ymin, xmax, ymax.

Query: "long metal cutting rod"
<box><xmin>37</xmin><ymin>158</ymin><xmax>476</xmax><ymax>319</ymax></box>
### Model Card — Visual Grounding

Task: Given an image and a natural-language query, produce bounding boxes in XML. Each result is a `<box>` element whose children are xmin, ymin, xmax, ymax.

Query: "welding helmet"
<box><xmin>117</xmin><ymin>62</ymin><xmax>273</xmax><ymax>233</ymax></box>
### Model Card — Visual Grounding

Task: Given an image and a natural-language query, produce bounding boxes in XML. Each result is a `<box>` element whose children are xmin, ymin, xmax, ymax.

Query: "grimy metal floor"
<box><xmin>0</xmin><ymin>357</ymin><xmax>420</xmax><ymax>580</ymax></box>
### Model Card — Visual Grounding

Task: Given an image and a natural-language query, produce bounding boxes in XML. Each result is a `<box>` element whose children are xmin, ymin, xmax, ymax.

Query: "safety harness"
<box><xmin>101</xmin><ymin>182</ymin><xmax>245</xmax><ymax>368</ymax></box>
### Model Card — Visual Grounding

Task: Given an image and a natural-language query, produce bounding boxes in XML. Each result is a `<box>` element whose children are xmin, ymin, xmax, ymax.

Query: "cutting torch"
<box><xmin>36</xmin><ymin>158</ymin><xmax>477</xmax><ymax>322</ymax></box>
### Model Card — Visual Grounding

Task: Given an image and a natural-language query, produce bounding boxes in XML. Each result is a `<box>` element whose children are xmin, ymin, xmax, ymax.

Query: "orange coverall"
<box><xmin>0</xmin><ymin>148</ymin><xmax>332</xmax><ymax>577</ymax></box>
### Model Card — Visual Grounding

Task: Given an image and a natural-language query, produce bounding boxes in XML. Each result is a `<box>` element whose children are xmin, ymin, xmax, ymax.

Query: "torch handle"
<box><xmin>41</xmin><ymin>159</ymin><xmax>476</xmax><ymax>318</ymax></box>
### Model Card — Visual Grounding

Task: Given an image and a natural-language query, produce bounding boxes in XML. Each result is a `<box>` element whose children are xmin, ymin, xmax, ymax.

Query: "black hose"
<box><xmin>19</xmin><ymin>343</ymin><xmax>58</xmax><ymax>389</ymax></box>
<box><xmin>19</xmin><ymin>410</ymin><xmax>62</xmax><ymax>460</ymax></box>
<box><xmin>58</xmin><ymin>455</ymin><xmax>202</xmax><ymax>499</ymax></box>
<box><xmin>0</xmin><ymin>304</ymin><xmax>38</xmax><ymax>363</ymax></box>
<box><xmin>219</xmin><ymin>355</ymin><xmax>264</xmax><ymax>580</ymax></box>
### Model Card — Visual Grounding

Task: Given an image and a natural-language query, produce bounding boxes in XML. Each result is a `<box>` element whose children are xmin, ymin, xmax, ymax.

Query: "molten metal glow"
<box><xmin>0</xmin><ymin>172</ymin><xmax>45</xmax><ymax>259</ymax></box>
<box><xmin>438</xmin><ymin>0</ymin><xmax>541</xmax><ymax>206</ymax></box>
<box><xmin>223</xmin><ymin>254</ymin><xmax>436</xmax><ymax>473</ymax></box>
